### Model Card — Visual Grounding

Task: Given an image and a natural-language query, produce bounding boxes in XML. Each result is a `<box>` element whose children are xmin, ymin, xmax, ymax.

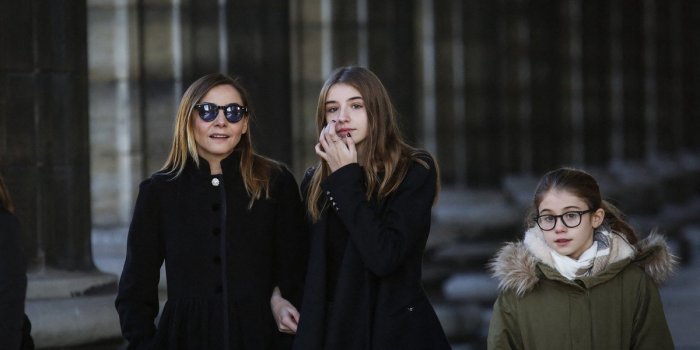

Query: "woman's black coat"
<box><xmin>0</xmin><ymin>207</ymin><xmax>32</xmax><ymax>350</ymax></box>
<box><xmin>292</xmin><ymin>154</ymin><xmax>450</xmax><ymax>350</ymax></box>
<box><xmin>115</xmin><ymin>151</ymin><xmax>308</xmax><ymax>349</ymax></box>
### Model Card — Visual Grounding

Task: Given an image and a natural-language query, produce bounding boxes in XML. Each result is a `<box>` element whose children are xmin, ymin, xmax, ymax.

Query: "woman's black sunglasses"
<box><xmin>194</xmin><ymin>102</ymin><xmax>247</xmax><ymax>123</ymax></box>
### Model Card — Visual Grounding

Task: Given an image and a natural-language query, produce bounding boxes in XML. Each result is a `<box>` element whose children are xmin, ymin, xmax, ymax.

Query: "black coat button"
<box><xmin>212</xmin><ymin>228</ymin><xmax>220</xmax><ymax>236</ymax></box>
<box><xmin>212</xmin><ymin>203</ymin><xmax>220</xmax><ymax>211</ymax></box>
<box><xmin>213</xmin><ymin>256</ymin><xmax>221</xmax><ymax>264</ymax></box>
<box><xmin>215</xmin><ymin>285</ymin><xmax>223</xmax><ymax>294</ymax></box>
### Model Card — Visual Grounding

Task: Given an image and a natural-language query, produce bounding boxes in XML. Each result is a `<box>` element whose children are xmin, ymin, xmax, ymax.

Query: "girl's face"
<box><xmin>537</xmin><ymin>189</ymin><xmax>604</xmax><ymax>260</ymax></box>
<box><xmin>193</xmin><ymin>84</ymin><xmax>248</xmax><ymax>165</ymax></box>
<box><xmin>324</xmin><ymin>83</ymin><xmax>368</xmax><ymax>146</ymax></box>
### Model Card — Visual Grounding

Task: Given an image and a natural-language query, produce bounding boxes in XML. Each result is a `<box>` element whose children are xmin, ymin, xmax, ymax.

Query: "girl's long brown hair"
<box><xmin>531</xmin><ymin>167</ymin><xmax>638</xmax><ymax>244</ymax></box>
<box><xmin>162</xmin><ymin>73</ymin><xmax>279</xmax><ymax>207</ymax></box>
<box><xmin>306</xmin><ymin>66</ymin><xmax>440</xmax><ymax>222</ymax></box>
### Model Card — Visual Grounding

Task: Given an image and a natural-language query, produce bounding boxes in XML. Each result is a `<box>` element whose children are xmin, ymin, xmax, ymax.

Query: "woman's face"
<box><xmin>538</xmin><ymin>189</ymin><xmax>604</xmax><ymax>260</ymax></box>
<box><xmin>193</xmin><ymin>84</ymin><xmax>248</xmax><ymax>165</ymax></box>
<box><xmin>324</xmin><ymin>83</ymin><xmax>368</xmax><ymax>146</ymax></box>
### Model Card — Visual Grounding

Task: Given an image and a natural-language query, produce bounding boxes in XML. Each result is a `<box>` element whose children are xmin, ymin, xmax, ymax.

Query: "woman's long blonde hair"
<box><xmin>0</xmin><ymin>174</ymin><xmax>15</xmax><ymax>213</ymax></box>
<box><xmin>306</xmin><ymin>66</ymin><xmax>440</xmax><ymax>222</ymax></box>
<box><xmin>162</xmin><ymin>73</ymin><xmax>278</xmax><ymax>207</ymax></box>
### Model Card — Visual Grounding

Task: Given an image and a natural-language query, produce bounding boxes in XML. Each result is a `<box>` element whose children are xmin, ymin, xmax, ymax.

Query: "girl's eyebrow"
<box><xmin>539</xmin><ymin>205</ymin><xmax>583</xmax><ymax>214</ymax></box>
<box><xmin>326</xmin><ymin>96</ymin><xmax>362</xmax><ymax>105</ymax></box>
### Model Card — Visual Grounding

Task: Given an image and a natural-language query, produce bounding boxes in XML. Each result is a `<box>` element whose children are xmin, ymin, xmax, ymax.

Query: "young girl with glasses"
<box><xmin>115</xmin><ymin>73</ymin><xmax>308</xmax><ymax>350</ymax></box>
<box><xmin>487</xmin><ymin>167</ymin><xmax>675</xmax><ymax>349</ymax></box>
<box><xmin>280</xmin><ymin>66</ymin><xmax>450</xmax><ymax>349</ymax></box>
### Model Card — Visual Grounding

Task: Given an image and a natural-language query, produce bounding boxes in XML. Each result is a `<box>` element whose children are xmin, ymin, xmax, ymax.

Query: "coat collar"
<box><xmin>188</xmin><ymin>150</ymin><xmax>243</xmax><ymax>178</ymax></box>
<box><xmin>489</xmin><ymin>227</ymin><xmax>677</xmax><ymax>297</ymax></box>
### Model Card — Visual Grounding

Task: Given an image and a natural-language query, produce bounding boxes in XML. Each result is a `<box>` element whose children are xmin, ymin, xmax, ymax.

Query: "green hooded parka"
<box><xmin>487</xmin><ymin>228</ymin><xmax>676</xmax><ymax>350</ymax></box>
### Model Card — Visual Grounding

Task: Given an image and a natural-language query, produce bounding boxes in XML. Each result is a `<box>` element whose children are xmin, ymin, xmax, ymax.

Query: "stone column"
<box><xmin>656</xmin><ymin>0</ymin><xmax>682</xmax><ymax>155</ymax></box>
<box><xmin>89</xmin><ymin>0</ymin><xmax>144</xmax><ymax>226</ymax></box>
<box><xmin>290</xmin><ymin>0</ymin><xmax>327</xmax><ymax>175</ymax></box>
<box><xmin>620</xmin><ymin>0</ymin><xmax>645</xmax><ymax>161</ymax></box>
<box><xmin>367</xmin><ymin>0</ymin><xmax>419</xmax><ymax>144</ymax></box>
<box><xmin>0</xmin><ymin>0</ymin><xmax>94</xmax><ymax>271</ymax></box>
<box><xmin>2</xmin><ymin>1</ymin><xmax>122</xmax><ymax>347</ymax></box>
<box><xmin>228</xmin><ymin>0</ymin><xmax>293</xmax><ymax>165</ymax></box>
<box><xmin>139</xmin><ymin>0</ymin><xmax>180</xmax><ymax>174</ymax></box>
<box><xmin>433</xmin><ymin>0</ymin><xmax>457</xmax><ymax>184</ymax></box>
<box><xmin>581</xmin><ymin>0</ymin><xmax>612</xmax><ymax>166</ymax></box>
<box><xmin>680</xmin><ymin>1</ymin><xmax>700</xmax><ymax>151</ymax></box>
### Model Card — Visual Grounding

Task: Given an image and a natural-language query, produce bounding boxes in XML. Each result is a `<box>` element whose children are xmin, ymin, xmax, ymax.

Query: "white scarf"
<box><xmin>550</xmin><ymin>229</ymin><xmax>613</xmax><ymax>280</ymax></box>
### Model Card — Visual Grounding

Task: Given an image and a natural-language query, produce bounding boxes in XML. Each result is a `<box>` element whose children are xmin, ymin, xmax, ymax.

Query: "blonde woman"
<box><xmin>115</xmin><ymin>73</ymin><xmax>308</xmax><ymax>349</ymax></box>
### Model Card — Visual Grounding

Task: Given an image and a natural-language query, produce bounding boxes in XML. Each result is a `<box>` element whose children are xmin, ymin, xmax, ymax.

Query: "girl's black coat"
<box><xmin>115</xmin><ymin>152</ymin><xmax>308</xmax><ymax>349</ymax></box>
<box><xmin>292</xmin><ymin>154</ymin><xmax>450</xmax><ymax>350</ymax></box>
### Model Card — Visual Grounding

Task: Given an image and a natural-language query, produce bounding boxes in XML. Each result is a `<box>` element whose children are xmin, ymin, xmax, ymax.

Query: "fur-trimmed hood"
<box><xmin>489</xmin><ymin>227</ymin><xmax>677</xmax><ymax>297</ymax></box>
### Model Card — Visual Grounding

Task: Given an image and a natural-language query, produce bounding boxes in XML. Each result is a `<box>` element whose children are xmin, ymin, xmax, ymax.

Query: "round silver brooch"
<box><xmin>211</xmin><ymin>178</ymin><xmax>220</xmax><ymax>187</ymax></box>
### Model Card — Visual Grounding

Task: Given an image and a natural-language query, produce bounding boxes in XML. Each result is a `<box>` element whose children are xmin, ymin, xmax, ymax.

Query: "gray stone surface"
<box><xmin>443</xmin><ymin>273</ymin><xmax>499</xmax><ymax>302</ymax></box>
<box><xmin>27</xmin><ymin>269</ymin><xmax>117</xmax><ymax>300</ymax></box>
<box><xmin>27</xmin><ymin>294</ymin><xmax>122</xmax><ymax>348</ymax></box>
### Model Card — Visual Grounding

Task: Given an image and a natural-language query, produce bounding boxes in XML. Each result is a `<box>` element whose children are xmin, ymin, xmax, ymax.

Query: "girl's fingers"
<box><xmin>314</xmin><ymin>143</ymin><xmax>329</xmax><ymax>162</ymax></box>
<box><xmin>327</xmin><ymin>120</ymin><xmax>338</xmax><ymax>139</ymax></box>
<box><xmin>287</xmin><ymin>308</ymin><xmax>300</xmax><ymax>332</ymax></box>
<box><xmin>320</xmin><ymin>123</ymin><xmax>337</xmax><ymax>147</ymax></box>
<box><xmin>345</xmin><ymin>132</ymin><xmax>356</xmax><ymax>154</ymax></box>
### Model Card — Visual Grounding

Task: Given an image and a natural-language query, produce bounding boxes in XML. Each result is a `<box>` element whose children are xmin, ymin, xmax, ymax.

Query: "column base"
<box><xmin>26</xmin><ymin>269</ymin><xmax>123</xmax><ymax>348</ymax></box>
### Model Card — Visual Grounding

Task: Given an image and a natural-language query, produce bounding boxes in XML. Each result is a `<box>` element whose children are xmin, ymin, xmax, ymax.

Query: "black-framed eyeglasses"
<box><xmin>534</xmin><ymin>209</ymin><xmax>595</xmax><ymax>231</ymax></box>
<box><xmin>194</xmin><ymin>102</ymin><xmax>248</xmax><ymax>123</ymax></box>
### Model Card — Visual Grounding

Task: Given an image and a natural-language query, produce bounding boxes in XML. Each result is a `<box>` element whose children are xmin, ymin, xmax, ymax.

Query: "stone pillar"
<box><xmin>620</xmin><ymin>0</ymin><xmax>645</xmax><ymax>161</ymax></box>
<box><xmin>2</xmin><ymin>2</ymin><xmax>121</xmax><ymax>347</ymax></box>
<box><xmin>0</xmin><ymin>0</ymin><xmax>94</xmax><ymax>271</ymax></box>
<box><xmin>290</xmin><ymin>0</ymin><xmax>327</xmax><ymax>176</ymax></box>
<box><xmin>461</xmin><ymin>1</ymin><xmax>503</xmax><ymax>186</ymax></box>
<box><xmin>529</xmin><ymin>1</ymin><xmax>567</xmax><ymax>173</ymax></box>
<box><xmin>433</xmin><ymin>0</ymin><xmax>457</xmax><ymax>185</ymax></box>
<box><xmin>228</xmin><ymin>0</ymin><xmax>293</xmax><ymax>165</ymax></box>
<box><xmin>331</xmin><ymin>0</ymin><xmax>359</xmax><ymax>64</ymax></box>
<box><xmin>680</xmin><ymin>1</ymin><xmax>700</xmax><ymax>151</ymax></box>
<box><xmin>89</xmin><ymin>0</ymin><xmax>144</xmax><ymax>226</ymax></box>
<box><xmin>181</xmin><ymin>0</ymin><xmax>222</xmax><ymax>79</ymax></box>
<box><xmin>367</xmin><ymin>0</ymin><xmax>418</xmax><ymax>144</ymax></box>
<box><xmin>581</xmin><ymin>0</ymin><xmax>612</xmax><ymax>166</ymax></box>
<box><xmin>656</xmin><ymin>0</ymin><xmax>682</xmax><ymax>155</ymax></box>
<box><xmin>140</xmin><ymin>0</ymin><xmax>179</xmax><ymax>175</ymax></box>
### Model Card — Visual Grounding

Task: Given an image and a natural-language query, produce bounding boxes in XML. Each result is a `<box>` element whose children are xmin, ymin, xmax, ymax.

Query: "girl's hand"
<box><xmin>270</xmin><ymin>287</ymin><xmax>300</xmax><ymax>334</ymax></box>
<box><xmin>315</xmin><ymin>120</ymin><xmax>357</xmax><ymax>172</ymax></box>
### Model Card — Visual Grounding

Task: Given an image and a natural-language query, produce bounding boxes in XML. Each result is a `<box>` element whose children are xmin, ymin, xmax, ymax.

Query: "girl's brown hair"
<box><xmin>162</xmin><ymin>73</ymin><xmax>279</xmax><ymax>207</ymax></box>
<box><xmin>306</xmin><ymin>66</ymin><xmax>440</xmax><ymax>222</ymax></box>
<box><xmin>531</xmin><ymin>167</ymin><xmax>638</xmax><ymax>244</ymax></box>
